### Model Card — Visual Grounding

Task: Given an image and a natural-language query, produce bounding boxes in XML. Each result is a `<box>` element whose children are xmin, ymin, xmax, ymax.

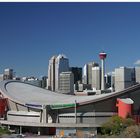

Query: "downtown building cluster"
<box><xmin>0</xmin><ymin>68</ymin><xmax>47</xmax><ymax>89</ymax></box>
<box><xmin>47</xmin><ymin>54</ymin><xmax>82</xmax><ymax>94</ymax></box>
<box><xmin>46</xmin><ymin>53</ymin><xmax>140</xmax><ymax>95</ymax></box>
<box><xmin>0</xmin><ymin>52</ymin><xmax>140</xmax><ymax>95</ymax></box>
<box><xmin>0</xmin><ymin>52</ymin><xmax>140</xmax><ymax>137</ymax></box>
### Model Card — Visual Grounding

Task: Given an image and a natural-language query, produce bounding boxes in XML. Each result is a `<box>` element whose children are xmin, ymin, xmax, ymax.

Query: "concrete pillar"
<box><xmin>93</xmin><ymin>110</ymin><xmax>95</xmax><ymax>125</ymax></box>
<box><xmin>75</xmin><ymin>100</ymin><xmax>77</xmax><ymax>123</ymax></box>
<box><xmin>8</xmin><ymin>125</ymin><xmax>10</xmax><ymax>131</ymax></box>
<box><xmin>19</xmin><ymin>126</ymin><xmax>22</xmax><ymax>135</ymax></box>
<box><xmin>57</xmin><ymin>109</ymin><xmax>59</xmax><ymax>123</ymax></box>
<box><xmin>38</xmin><ymin>127</ymin><xmax>40</xmax><ymax>135</ymax></box>
<box><xmin>42</xmin><ymin>105</ymin><xmax>48</xmax><ymax>123</ymax></box>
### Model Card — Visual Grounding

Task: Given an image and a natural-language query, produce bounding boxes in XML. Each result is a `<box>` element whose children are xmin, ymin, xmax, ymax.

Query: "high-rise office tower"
<box><xmin>83</xmin><ymin>64</ymin><xmax>88</xmax><ymax>84</ymax></box>
<box><xmin>69</xmin><ymin>67</ymin><xmax>82</xmax><ymax>84</ymax></box>
<box><xmin>41</xmin><ymin>76</ymin><xmax>47</xmax><ymax>89</ymax></box>
<box><xmin>115</xmin><ymin>67</ymin><xmax>135</xmax><ymax>91</ymax></box>
<box><xmin>47</xmin><ymin>54</ymin><xmax>69</xmax><ymax>92</ymax></box>
<box><xmin>4</xmin><ymin>68</ymin><xmax>13</xmax><ymax>80</ymax></box>
<box><xmin>135</xmin><ymin>67</ymin><xmax>140</xmax><ymax>83</ymax></box>
<box><xmin>99</xmin><ymin>52</ymin><xmax>107</xmax><ymax>90</ymax></box>
<box><xmin>111</xmin><ymin>72</ymin><xmax>115</xmax><ymax>90</ymax></box>
<box><xmin>92</xmin><ymin>66</ymin><xmax>101</xmax><ymax>90</ymax></box>
<box><xmin>47</xmin><ymin>56</ymin><xmax>56</xmax><ymax>91</ymax></box>
<box><xmin>59</xmin><ymin>71</ymin><xmax>74</xmax><ymax>94</ymax></box>
<box><xmin>83</xmin><ymin>62</ymin><xmax>99</xmax><ymax>85</ymax></box>
<box><xmin>55</xmin><ymin>54</ymin><xmax>69</xmax><ymax>92</ymax></box>
<box><xmin>105</xmin><ymin>73</ymin><xmax>112</xmax><ymax>88</ymax></box>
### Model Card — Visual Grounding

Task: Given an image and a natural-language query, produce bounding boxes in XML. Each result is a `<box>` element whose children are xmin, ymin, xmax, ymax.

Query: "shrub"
<box><xmin>120</xmin><ymin>125</ymin><xmax>140</xmax><ymax>138</ymax></box>
<box><xmin>0</xmin><ymin>126</ymin><xmax>11</xmax><ymax>135</ymax></box>
<box><xmin>101</xmin><ymin>116</ymin><xmax>136</xmax><ymax>136</ymax></box>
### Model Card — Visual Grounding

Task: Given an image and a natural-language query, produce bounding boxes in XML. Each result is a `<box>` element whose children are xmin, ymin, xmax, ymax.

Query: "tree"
<box><xmin>101</xmin><ymin>115</ymin><xmax>136</xmax><ymax>136</ymax></box>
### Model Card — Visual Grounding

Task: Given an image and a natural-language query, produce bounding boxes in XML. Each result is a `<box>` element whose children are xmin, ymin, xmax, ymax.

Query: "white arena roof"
<box><xmin>0</xmin><ymin>80</ymin><xmax>140</xmax><ymax>109</ymax></box>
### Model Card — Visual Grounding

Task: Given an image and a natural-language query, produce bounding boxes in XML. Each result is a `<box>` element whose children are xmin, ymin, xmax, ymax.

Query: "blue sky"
<box><xmin>0</xmin><ymin>2</ymin><xmax>140</xmax><ymax>77</ymax></box>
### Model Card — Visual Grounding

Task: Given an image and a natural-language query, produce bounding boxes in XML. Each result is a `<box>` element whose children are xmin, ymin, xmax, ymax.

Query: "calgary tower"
<box><xmin>99</xmin><ymin>52</ymin><xmax>107</xmax><ymax>90</ymax></box>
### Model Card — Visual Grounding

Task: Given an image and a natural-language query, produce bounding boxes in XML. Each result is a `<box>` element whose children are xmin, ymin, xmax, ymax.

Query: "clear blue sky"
<box><xmin>0</xmin><ymin>2</ymin><xmax>140</xmax><ymax>77</ymax></box>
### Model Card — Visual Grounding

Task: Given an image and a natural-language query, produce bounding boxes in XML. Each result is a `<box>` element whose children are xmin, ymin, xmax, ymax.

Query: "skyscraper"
<box><xmin>83</xmin><ymin>64</ymin><xmax>88</xmax><ymax>84</ymax></box>
<box><xmin>41</xmin><ymin>76</ymin><xmax>47</xmax><ymax>89</ymax></box>
<box><xmin>3</xmin><ymin>68</ymin><xmax>13</xmax><ymax>80</ymax></box>
<box><xmin>105</xmin><ymin>73</ymin><xmax>112</xmax><ymax>88</ymax></box>
<box><xmin>47</xmin><ymin>56</ymin><xmax>56</xmax><ymax>91</ymax></box>
<box><xmin>114</xmin><ymin>67</ymin><xmax>135</xmax><ymax>91</ymax></box>
<box><xmin>59</xmin><ymin>71</ymin><xmax>74</xmax><ymax>94</ymax></box>
<box><xmin>92</xmin><ymin>66</ymin><xmax>101</xmax><ymax>90</ymax></box>
<box><xmin>83</xmin><ymin>62</ymin><xmax>99</xmax><ymax>85</ymax></box>
<box><xmin>69</xmin><ymin>67</ymin><xmax>82</xmax><ymax>84</ymax></box>
<box><xmin>47</xmin><ymin>54</ymin><xmax>69</xmax><ymax>92</ymax></box>
<box><xmin>55</xmin><ymin>54</ymin><xmax>69</xmax><ymax>92</ymax></box>
<box><xmin>135</xmin><ymin>67</ymin><xmax>140</xmax><ymax>83</ymax></box>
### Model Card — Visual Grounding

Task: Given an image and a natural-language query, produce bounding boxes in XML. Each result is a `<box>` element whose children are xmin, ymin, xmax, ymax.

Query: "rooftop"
<box><xmin>0</xmin><ymin>80</ymin><xmax>140</xmax><ymax>109</ymax></box>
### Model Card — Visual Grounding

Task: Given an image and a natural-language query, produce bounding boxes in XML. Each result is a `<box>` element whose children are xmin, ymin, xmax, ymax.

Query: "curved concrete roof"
<box><xmin>0</xmin><ymin>80</ymin><xmax>140</xmax><ymax>109</ymax></box>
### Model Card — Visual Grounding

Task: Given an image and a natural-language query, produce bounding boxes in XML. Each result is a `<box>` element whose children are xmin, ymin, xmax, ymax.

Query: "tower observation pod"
<box><xmin>99</xmin><ymin>52</ymin><xmax>107</xmax><ymax>90</ymax></box>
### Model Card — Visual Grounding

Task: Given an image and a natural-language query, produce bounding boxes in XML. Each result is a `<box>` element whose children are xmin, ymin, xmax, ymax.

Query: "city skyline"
<box><xmin>1</xmin><ymin>2</ymin><xmax>140</xmax><ymax>77</ymax></box>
